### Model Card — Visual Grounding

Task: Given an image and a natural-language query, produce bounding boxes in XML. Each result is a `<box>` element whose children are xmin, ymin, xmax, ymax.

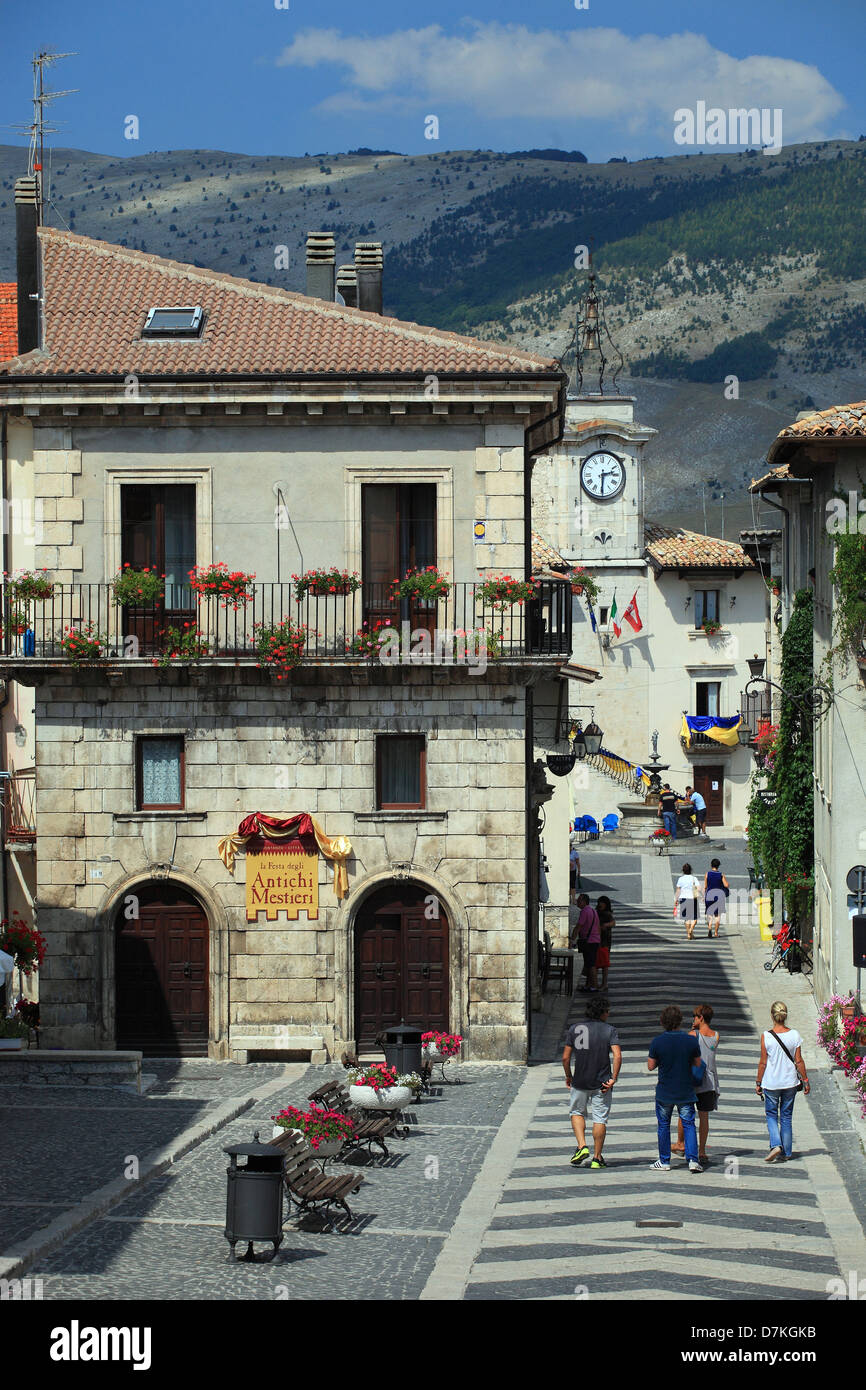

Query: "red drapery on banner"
<box><xmin>236</xmin><ymin>812</ymin><xmax>316</xmax><ymax>854</ymax></box>
<box><xmin>218</xmin><ymin>813</ymin><xmax>353</xmax><ymax>899</ymax></box>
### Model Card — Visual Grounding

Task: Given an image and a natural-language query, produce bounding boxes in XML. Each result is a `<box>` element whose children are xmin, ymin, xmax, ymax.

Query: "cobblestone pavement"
<box><xmin>22</xmin><ymin>1062</ymin><xmax>521</xmax><ymax>1300</ymax></box>
<box><xmin>0</xmin><ymin>1060</ymin><xmax>287</xmax><ymax>1257</ymax></box>
<box><xmin>445</xmin><ymin>846</ymin><xmax>866</xmax><ymax>1300</ymax></box>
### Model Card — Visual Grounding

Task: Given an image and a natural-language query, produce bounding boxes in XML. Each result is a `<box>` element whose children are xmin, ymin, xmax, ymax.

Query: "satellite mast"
<box><xmin>11</xmin><ymin>50</ymin><xmax>77</xmax><ymax>224</ymax></box>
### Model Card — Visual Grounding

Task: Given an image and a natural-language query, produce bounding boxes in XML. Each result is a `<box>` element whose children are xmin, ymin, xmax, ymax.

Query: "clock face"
<box><xmin>580</xmin><ymin>450</ymin><xmax>626</xmax><ymax>502</ymax></box>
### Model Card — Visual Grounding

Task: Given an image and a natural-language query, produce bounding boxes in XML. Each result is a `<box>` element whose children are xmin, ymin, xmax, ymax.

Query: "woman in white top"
<box><xmin>755</xmin><ymin>1000</ymin><xmax>810</xmax><ymax>1161</ymax></box>
<box><xmin>673</xmin><ymin>862</ymin><xmax>702</xmax><ymax>940</ymax></box>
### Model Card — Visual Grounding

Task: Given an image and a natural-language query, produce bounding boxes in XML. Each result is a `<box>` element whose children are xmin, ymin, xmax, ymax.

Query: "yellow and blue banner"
<box><xmin>680</xmin><ymin>715</ymin><xmax>742</xmax><ymax>748</ymax></box>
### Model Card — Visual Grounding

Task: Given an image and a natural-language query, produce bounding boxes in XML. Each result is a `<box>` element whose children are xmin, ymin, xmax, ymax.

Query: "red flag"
<box><xmin>622</xmin><ymin>592</ymin><xmax>643</xmax><ymax>633</ymax></box>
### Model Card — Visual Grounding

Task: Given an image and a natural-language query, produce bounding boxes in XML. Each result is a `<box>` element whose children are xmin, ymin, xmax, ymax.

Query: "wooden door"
<box><xmin>693</xmin><ymin>766</ymin><xmax>725</xmax><ymax>826</ymax></box>
<box><xmin>120</xmin><ymin>485</ymin><xmax>197</xmax><ymax>653</ymax></box>
<box><xmin>355</xmin><ymin>885</ymin><xmax>449</xmax><ymax>1048</ymax></box>
<box><xmin>361</xmin><ymin>484</ymin><xmax>437</xmax><ymax>635</ymax></box>
<box><xmin>115</xmin><ymin>884</ymin><xmax>209</xmax><ymax>1055</ymax></box>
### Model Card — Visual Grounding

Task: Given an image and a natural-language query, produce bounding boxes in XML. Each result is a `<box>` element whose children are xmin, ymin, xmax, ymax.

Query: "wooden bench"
<box><xmin>307</xmin><ymin>1080</ymin><xmax>409</xmax><ymax>1160</ymax></box>
<box><xmin>268</xmin><ymin>1127</ymin><xmax>364</xmax><ymax>1226</ymax></box>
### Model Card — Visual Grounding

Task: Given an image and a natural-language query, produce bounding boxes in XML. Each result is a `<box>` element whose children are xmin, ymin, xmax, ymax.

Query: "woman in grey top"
<box><xmin>673</xmin><ymin>1003</ymin><xmax>719</xmax><ymax>1165</ymax></box>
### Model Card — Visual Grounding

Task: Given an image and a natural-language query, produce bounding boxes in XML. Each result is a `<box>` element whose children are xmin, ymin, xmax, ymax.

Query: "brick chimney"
<box><xmin>355</xmin><ymin>241</ymin><xmax>383</xmax><ymax>315</ymax></box>
<box><xmin>14</xmin><ymin>175</ymin><xmax>39</xmax><ymax>354</ymax></box>
<box><xmin>305</xmin><ymin>231</ymin><xmax>336</xmax><ymax>302</ymax></box>
<box><xmin>336</xmin><ymin>264</ymin><xmax>357</xmax><ymax>308</ymax></box>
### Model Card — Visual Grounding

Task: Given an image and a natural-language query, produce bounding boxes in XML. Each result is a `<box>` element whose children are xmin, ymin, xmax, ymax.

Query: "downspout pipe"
<box><xmin>0</xmin><ymin>412</ymin><xmax>11</xmax><ymax>939</ymax></box>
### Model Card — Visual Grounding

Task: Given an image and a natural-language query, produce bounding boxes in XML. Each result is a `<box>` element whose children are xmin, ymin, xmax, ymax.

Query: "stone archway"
<box><xmin>334</xmin><ymin>870</ymin><xmax>468</xmax><ymax>1055</ymax></box>
<box><xmin>99</xmin><ymin>871</ymin><xmax>229</xmax><ymax>1059</ymax></box>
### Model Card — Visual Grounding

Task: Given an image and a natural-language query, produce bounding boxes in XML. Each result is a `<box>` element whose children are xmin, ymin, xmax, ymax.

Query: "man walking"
<box><xmin>686</xmin><ymin>785</ymin><xmax>709</xmax><ymax>837</ymax></box>
<box><xmin>658</xmin><ymin>783</ymin><xmax>679</xmax><ymax>839</ymax></box>
<box><xmin>647</xmin><ymin>1005</ymin><xmax>705</xmax><ymax>1172</ymax></box>
<box><xmin>563</xmin><ymin>996</ymin><xmax>622</xmax><ymax>1169</ymax></box>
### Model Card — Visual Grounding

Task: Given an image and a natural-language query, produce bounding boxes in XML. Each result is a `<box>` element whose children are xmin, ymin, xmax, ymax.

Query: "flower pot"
<box><xmin>0</xmin><ymin>1038</ymin><xmax>23</xmax><ymax>1051</ymax></box>
<box><xmin>272</xmin><ymin>1123</ymin><xmax>299</xmax><ymax>1140</ymax></box>
<box><xmin>308</xmin><ymin>1138</ymin><xmax>343</xmax><ymax>1158</ymax></box>
<box><xmin>348</xmin><ymin>1083</ymin><xmax>412</xmax><ymax>1111</ymax></box>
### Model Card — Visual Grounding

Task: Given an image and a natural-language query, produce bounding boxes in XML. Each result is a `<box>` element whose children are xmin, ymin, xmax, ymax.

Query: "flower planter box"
<box><xmin>348</xmin><ymin>1083</ymin><xmax>412</xmax><ymax>1111</ymax></box>
<box><xmin>271</xmin><ymin>1125</ymin><xmax>342</xmax><ymax>1157</ymax></box>
<box><xmin>0</xmin><ymin>1038</ymin><xmax>24</xmax><ymax>1051</ymax></box>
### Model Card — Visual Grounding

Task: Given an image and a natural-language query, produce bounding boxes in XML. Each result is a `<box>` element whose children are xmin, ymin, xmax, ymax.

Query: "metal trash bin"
<box><xmin>224</xmin><ymin>1130</ymin><xmax>284</xmax><ymax>1263</ymax></box>
<box><xmin>380</xmin><ymin>1020</ymin><xmax>423</xmax><ymax>1077</ymax></box>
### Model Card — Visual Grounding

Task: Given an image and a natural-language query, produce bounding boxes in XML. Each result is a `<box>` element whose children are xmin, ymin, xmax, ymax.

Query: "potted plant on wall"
<box><xmin>254</xmin><ymin>618</ymin><xmax>310</xmax><ymax>680</ymax></box>
<box><xmin>293</xmin><ymin>568</ymin><xmax>360</xmax><ymax>600</ymax></box>
<box><xmin>569</xmin><ymin>569</ymin><xmax>600</xmax><ymax>603</ymax></box>
<box><xmin>0</xmin><ymin>916</ymin><xmax>46</xmax><ymax>1051</ymax></box>
<box><xmin>701</xmin><ymin>618</ymin><xmax>722</xmax><ymax>635</ymax></box>
<box><xmin>189</xmin><ymin>563</ymin><xmax>256</xmax><ymax>610</ymax></box>
<box><xmin>421</xmin><ymin>1031</ymin><xmax>463</xmax><ymax>1062</ymax></box>
<box><xmin>392</xmin><ymin>566</ymin><xmax>451</xmax><ymax>606</ymax></box>
<box><xmin>477</xmin><ymin>574</ymin><xmax>539</xmax><ymax>608</ymax></box>
<box><xmin>60</xmin><ymin>623</ymin><xmax>107</xmax><ymax>664</ymax></box>
<box><xmin>151</xmin><ymin>623</ymin><xmax>210</xmax><ymax>669</ymax></box>
<box><xmin>111</xmin><ymin>564</ymin><xmax>165</xmax><ymax>607</ymax></box>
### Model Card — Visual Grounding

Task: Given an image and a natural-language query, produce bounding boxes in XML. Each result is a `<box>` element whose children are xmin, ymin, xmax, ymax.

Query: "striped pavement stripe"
<box><xmin>461</xmin><ymin>899</ymin><xmax>842</xmax><ymax>1301</ymax></box>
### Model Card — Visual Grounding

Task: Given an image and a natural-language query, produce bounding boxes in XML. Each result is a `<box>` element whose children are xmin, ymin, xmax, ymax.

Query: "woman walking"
<box><xmin>755</xmin><ymin>1001</ymin><xmax>811</xmax><ymax>1161</ymax></box>
<box><xmin>673</xmin><ymin>1004</ymin><xmax>720</xmax><ymax>1165</ymax></box>
<box><xmin>596</xmin><ymin>896</ymin><xmax>615</xmax><ymax>990</ymax></box>
<box><xmin>571</xmin><ymin>893</ymin><xmax>601</xmax><ymax>992</ymax></box>
<box><xmin>673</xmin><ymin>862</ymin><xmax>702</xmax><ymax>940</ymax></box>
<box><xmin>704</xmin><ymin>858</ymin><xmax>729</xmax><ymax>938</ymax></box>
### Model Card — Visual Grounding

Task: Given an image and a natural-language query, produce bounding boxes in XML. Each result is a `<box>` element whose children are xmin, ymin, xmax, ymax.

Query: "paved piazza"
<box><xmin>3</xmin><ymin>839</ymin><xmax>865</xmax><ymax>1304</ymax></box>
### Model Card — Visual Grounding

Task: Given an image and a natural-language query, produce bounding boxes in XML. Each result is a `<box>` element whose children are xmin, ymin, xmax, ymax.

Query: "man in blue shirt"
<box><xmin>686</xmin><ymin>785</ymin><xmax>708</xmax><ymax>838</ymax></box>
<box><xmin>648</xmin><ymin>1005</ymin><xmax>705</xmax><ymax>1172</ymax></box>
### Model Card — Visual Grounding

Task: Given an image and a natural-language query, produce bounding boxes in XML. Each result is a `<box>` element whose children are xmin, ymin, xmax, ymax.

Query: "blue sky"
<box><xmin>1</xmin><ymin>0</ymin><xmax>864</xmax><ymax>162</ymax></box>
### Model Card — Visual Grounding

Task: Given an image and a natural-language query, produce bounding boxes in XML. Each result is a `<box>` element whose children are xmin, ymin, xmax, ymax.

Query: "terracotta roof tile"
<box><xmin>0</xmin><ymin>229</ymin><xmax>559</xmax><ymax>380</ymax></box>
<box><xmin>644</xmin><ymin>523</ymin><xmax>755</xmax><ymax>571</ymax></box>
<box><xmin>531</xmin><ymin>530</ymin><xmax>569</xmax><ymax>574</ymax></box>
<box><xmin>749</xmin><ymin>462</ymin><xmax>793</xmax><ymax>491</ymax></box>
<box><xmin>775</xmin><ymin>401</ymin><xmax>866</xmax><ymax>441</ymax></box>
<box><xmin>0</xmin><ymin>283</ymin><xmax>16</xmax><ymax>361</ymax></box>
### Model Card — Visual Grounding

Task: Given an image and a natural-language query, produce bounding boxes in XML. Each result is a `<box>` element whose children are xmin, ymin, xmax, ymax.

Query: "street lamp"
<box><xmin>737</xmin><ymin>721</ymin><xmax>754</xmax><ymax>747</ymax></box>
<box><xmin>747</xmin><ymin>655</ymin><xmax>766</xmax><ymax>680</ymax></box>
<box><xmin>572</xmin><ymin>726</ymin><xmax>587</xmax><ymax>760</ymax></box>
<box><xmin>583</xmin><ymin>721</ymin><xmax>604</xmax><ymax>756</ymax></box>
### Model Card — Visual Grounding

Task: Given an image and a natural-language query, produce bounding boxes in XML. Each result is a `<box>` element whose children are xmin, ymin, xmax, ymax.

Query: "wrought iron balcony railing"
<box><xmin>1</xmin><ymin>769</ymin><xmax>36</xmax><ymax>842</ymax></box>
<box><xmin>0</xmin><ymin>581</ymin><xmax>572</xmax><ymax>664</ymax></box>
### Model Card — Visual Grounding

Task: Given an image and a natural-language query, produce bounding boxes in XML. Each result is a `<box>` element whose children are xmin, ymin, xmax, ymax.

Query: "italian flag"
<box><xmin>610</xmin><ymin>593</ymin><xmax>621</xmax><ymax>639</ymax></box>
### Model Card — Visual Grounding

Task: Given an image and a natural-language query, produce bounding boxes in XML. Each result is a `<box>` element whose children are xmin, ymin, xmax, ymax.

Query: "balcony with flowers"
<box><xmin>0</xmin><ymin>566</ymin><xmax>571</xmax><ymax>675</ymax></box>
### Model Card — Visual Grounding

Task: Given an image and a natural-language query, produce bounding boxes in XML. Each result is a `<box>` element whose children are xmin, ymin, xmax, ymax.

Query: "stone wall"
<box><xmin>35</xmin><ymin>667</ymin><xmax>530</xmax><ymax>1061</ymax></box>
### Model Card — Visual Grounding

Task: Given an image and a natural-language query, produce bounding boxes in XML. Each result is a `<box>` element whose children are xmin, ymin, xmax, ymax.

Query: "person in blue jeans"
<box><xmin>658</xmin><ymin>784</ymin><xmax>678</xmax><ymax>839</ymax></box>
<box><xmin>647</xmin><ymin>1004</ymin><xmax>705</xmax><ymax>1172</ymax></box>
<box><xmin>755</xmin><ymin>1000</ymin><xmax>810</xmax><ymax>1160</ymax></box>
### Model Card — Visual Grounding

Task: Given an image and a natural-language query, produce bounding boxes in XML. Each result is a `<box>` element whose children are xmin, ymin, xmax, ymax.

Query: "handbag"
<box><xmin>768</xmin><ymin>1031</ymin><xmax>804</xmax><ymax>1091</ymax></box>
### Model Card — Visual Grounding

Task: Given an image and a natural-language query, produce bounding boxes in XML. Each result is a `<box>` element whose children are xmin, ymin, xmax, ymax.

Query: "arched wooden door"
<box><xmin>115</xmin><ymin>883</ymin><xmax>209</xmax><ymax>1056</ymax></box>
<box><xmin>355</xmin><ymin>884</ymin><xmax>449</xmax><ymax>1048</ymax></box>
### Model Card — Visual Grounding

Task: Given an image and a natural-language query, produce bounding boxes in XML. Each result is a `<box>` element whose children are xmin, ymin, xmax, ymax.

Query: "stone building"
<box><xmin>0</xmin><ymin>183</ymin><xmax>570</xmax><ymax>1061</ymax></box>
<box><xmin>532</xmin><ymin>393</ymin><xmax>770</xmax><ymax>860</ymax></box>
<box><xmin>751</xmin><ymin>402</ymin><xmax>866</xmax><ymax>1005</ymax></box>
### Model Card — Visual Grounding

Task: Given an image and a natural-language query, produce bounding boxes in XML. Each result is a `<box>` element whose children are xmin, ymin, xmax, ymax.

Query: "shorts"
<box><xmin>696</xmin><ymin>1091</ymin><xmax>717</xmax><ymax>1113</ymax></box>
<box><xmin>569</xmin><ymin>1086</ymin><xmax>612</xmax><ymax>1124</ymax></box>
<box><xmin>595</xmin><ymin>947</ymin><xmax>610</xmax><ymax>968</ymax></box>
<box><xmin>696</xmin><ymin>809</ymin><xmax>707</xmax><ymax>826</ymax></box>
<box><xmin>569</xmin><ymin>869</ymin><xmax>577</xmax><ymax>889</ymax></box>
<box><xmin>581</xmin><ymin>941</ymin><xmax>599</xmax><ymax>968</ymax></box>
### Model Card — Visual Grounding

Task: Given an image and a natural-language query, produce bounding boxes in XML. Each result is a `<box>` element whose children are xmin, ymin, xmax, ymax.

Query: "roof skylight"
<box><xmin>141</xmin><ymin>306</ymin><xmax>204</xmax><ymax>338</ymax></box>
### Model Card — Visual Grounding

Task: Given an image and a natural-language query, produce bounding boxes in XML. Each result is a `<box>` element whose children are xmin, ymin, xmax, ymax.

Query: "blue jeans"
<box><xmin>662</xmin><ymin>811</ymin><xmax>677</xmax><ymax>839</ymax></box>
<box><xmin>764</xmin><ymin>1087</ymin><xmax>797</xmax><ymax>1157</ymax></box>
<box><xmin>656</xmin><ymin>1099</ymin><xmax>697</xmax><ymax>1162</ymax></box>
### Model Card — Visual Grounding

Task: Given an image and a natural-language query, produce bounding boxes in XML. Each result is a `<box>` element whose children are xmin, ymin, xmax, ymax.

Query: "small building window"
<box><xmin>376</xmin><ymin>735</ymin><xmax>426</xmax><ymax>810</ymax></box>
<box><xmin>137</xmin><ymin>737</ymin><xmax>185</xmax><ymax>810</ymax></box>
<box><xmin>598</xmin><ymin>605</ymin><xmax>609</xmax><ymax>626</ymax></box>
<box><xmin>695</xmin><ymin>682</ymin><xmax>721</xmax><ymax>718</ymax></box>
<box><xmin>141</xmin><ymin>306</ymin><xmax>204</xmax><ymax>338</ymax></box>
<box><xmin>694</xmin><ymin>590</ymin><xmax>720</xmax><ymax>628</ymax></box>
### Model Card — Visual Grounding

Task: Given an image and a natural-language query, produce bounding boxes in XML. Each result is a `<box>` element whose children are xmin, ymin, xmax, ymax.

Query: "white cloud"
<box><xmin>275</xmin><ymin>22</ymin><xmax>845</xmax><ymax>145</ymax></box>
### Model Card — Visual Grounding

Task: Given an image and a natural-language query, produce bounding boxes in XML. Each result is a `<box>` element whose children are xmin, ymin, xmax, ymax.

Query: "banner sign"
<box><xmin>245</xmin><ymin>849</ymin><xmax>319</xmax><ymax>921</ymax></box>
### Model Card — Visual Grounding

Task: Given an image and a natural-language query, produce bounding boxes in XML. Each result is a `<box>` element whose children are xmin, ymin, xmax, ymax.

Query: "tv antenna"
<box><xmin>10</xmin><ymin>50</ymin><xmax>77</xmax><ymax>224</ymax></box>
